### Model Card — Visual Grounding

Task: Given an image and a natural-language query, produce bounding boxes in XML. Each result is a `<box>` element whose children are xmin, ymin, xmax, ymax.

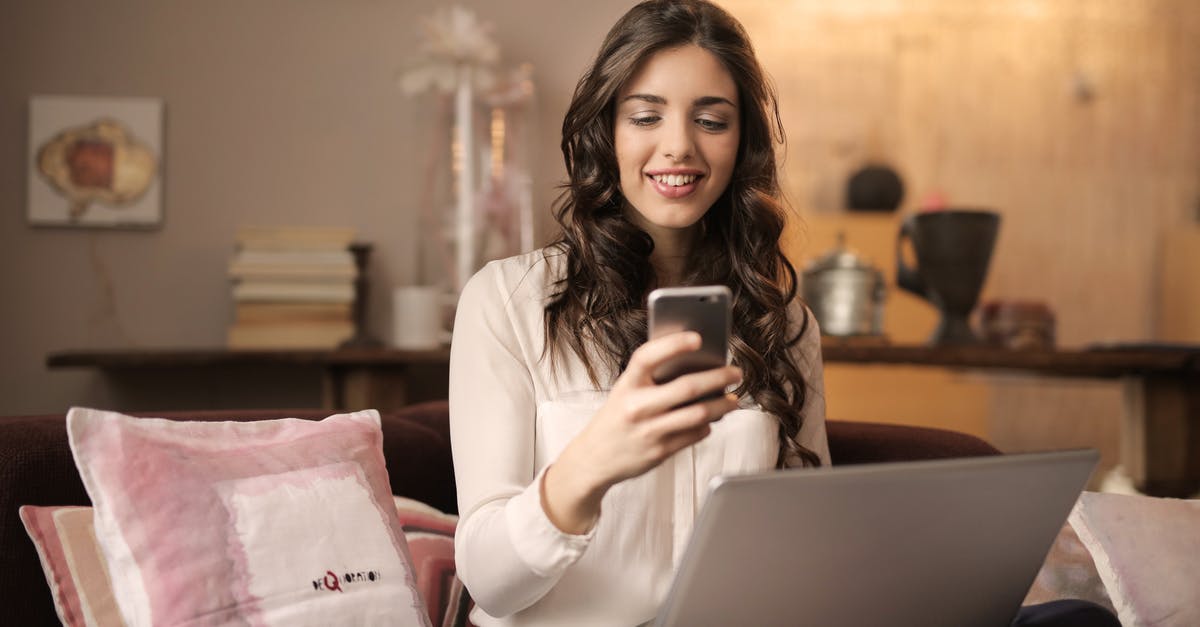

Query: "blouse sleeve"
<box><xmin>787</xmin><ymin>302</ymin><xmax>832</xmax><ymax>467</ymax></box>
<box><xmin>448</xmin><ymin>261</ymin><xmax>596</xmax><ymax>617</ymax></box>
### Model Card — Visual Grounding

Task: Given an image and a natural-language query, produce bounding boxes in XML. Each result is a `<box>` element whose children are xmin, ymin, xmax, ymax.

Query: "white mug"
<box><xmin>391</xmin><ymin>286</ymin><xmax>447</xmax><ymax>349</ymax></box>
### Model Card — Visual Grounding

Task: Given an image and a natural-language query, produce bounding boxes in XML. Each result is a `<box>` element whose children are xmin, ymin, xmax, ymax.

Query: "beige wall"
<box><xmin>0</xmin><ymin>0</ymin><xmax>631</xmax><ymax>414</ymax></box>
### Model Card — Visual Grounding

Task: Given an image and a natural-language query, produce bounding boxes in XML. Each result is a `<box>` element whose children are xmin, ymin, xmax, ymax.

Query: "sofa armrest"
<box><xmin>0</xmin><ymin>414</ymin><xmax>92</xmax><ymax>624</ymax></box>
<box><xmin>827</xmin><ymin>420</ymin><xmax>1001</xmax><ymax>465</ymax></box>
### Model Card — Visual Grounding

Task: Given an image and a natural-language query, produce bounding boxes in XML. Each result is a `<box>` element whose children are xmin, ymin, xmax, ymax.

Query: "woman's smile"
<box><xmin>646</xmin><ymin>169</ymin><xmax>706</xmax><ymax>199</ymax></box>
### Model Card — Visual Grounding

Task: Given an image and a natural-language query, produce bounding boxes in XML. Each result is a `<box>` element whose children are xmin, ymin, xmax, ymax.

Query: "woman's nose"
<box><xmin>660</xmin><ymin>118</ymin><xmax>695</xmax><ymax>161</ymax></box>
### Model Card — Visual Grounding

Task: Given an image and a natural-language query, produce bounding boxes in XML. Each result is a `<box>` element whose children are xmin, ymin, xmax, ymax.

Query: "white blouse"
<box><xmin>449</xmin><ymin>248</ymin><xmax>830</xmax><ymax>627</ymax></box>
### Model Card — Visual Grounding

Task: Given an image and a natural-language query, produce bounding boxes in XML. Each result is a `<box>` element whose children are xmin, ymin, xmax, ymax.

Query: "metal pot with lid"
<box><xmin>801</xmin><ymin>232</ymin><xmax>886</xmax><ymax>337</ymax></box>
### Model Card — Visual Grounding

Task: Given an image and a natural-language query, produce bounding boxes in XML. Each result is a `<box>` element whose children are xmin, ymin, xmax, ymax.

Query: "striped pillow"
<box><xmin>392</xmin><ymin>496</ymin><xmax>477</xmax><ymax>627</ymax></box>
<box><xmin>19</xmin><ymin>505</ymin><xmax>125</xmax><ymax>627</ymax></box>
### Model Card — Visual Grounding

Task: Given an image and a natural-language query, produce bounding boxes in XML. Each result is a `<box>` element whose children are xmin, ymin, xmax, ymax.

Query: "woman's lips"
<box><xmin>647</xmin><ymin>174</ymin><xmax>702</xmax><ymax>199</ymax></box>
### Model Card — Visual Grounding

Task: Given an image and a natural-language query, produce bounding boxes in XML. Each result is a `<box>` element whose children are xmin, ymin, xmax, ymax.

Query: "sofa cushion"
<box><xmin>67</xmin><ymin>407</ymin><xmax>430</xmax><ymax>626</ymax></box>
<box><xmin>1069</xmin><ymin>491</ymin><xmax>1200</xmax><ymax>627</ymax></box>
<box><xmin>19</xmin><ymin>505</ymin><xmax>125</xmax><ymax>626</ymax></box>
<box><xmin>393</xmin><ymin>496</ymin><xmax>477</xmax><ymax>627</ymax></box>
<box><xmin>826</xmin><ymin>420</ymin><xmax>1000</xmax><ymax>464</ymax></box>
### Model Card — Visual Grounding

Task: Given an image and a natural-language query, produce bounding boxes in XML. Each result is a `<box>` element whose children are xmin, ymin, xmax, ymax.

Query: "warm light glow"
<box><xmin>490</xmin><ymin>108</ymin><xmax>506</xmax><ymax>180</ymax></box>
<box><xmin>725</xmin><ymin>0</ymin><xmax>1060</xmax><ymax>20</ymax></box>
<box><xmin>726</xmin><ymin>0</ymin><xmax>1160</xmax><ymax>33</ymax></box>
<box><xmin>451</xmin><ymin>130</ymin><xmax>463</xmax><ymax>199</ymax></box>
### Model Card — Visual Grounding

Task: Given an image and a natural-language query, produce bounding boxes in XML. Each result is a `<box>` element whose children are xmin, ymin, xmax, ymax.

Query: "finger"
<box><xmin>635</xmin><ymin>366</ymin><xmax>742</xmax><ymax>418</ymax></box>
<box><xmin>618</xmin><ymin>331</ymin><xmax>702</xmax><ymax>388</ymax></box>
<box><xmin>644</xmin><ymin>393</ymin><xmax>739</xmax><ymax>437</ymax></box>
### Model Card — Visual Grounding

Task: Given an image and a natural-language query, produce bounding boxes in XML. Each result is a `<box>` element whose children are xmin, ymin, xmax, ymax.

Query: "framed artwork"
<box><xmin>27</xmin><ymin>95</ymin><xmax>164</xmax><ymax>229</ymax></box>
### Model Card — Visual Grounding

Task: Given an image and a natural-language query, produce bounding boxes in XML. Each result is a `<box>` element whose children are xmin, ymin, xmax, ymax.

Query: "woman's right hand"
<box><xmin>541</xmin><ymin>331</ymin><xmax>742</xmax><ymax>533</ymax></box>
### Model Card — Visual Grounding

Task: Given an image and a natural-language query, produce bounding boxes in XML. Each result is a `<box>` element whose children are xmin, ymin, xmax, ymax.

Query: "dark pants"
<box><xmin>1013</xmin><ymin>600</ymin><xmax>1121</xmax><ymax>627</ymax></box>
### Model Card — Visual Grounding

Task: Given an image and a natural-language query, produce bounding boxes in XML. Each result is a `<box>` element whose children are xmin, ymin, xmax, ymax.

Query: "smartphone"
<box><xmin>647</xmin><ymin>286</ymin><xmax>731</xmax><ymax>390</ymax></box>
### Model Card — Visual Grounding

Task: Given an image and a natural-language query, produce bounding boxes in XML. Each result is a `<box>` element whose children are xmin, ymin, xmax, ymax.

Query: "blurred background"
<box><xmin>2</xmin><ymin>0</ymin><xmax>1197</xmax><ymax>482</ymax></box>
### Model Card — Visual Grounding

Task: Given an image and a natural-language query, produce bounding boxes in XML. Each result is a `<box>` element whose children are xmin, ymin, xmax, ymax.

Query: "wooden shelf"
<box><xmin>819</xmin><ymin>342</ymin><xmax>1200</xmax><ymax>378</ymax></box>
<box><xmin>46</xmin><ymin>346</ymin><xmax>453</xmax><ymax>369</ymax></box>
<box><xmin>47</xmin><ymin>343</ymin><xmax>1197</xmax><ymax>378</ymax></box>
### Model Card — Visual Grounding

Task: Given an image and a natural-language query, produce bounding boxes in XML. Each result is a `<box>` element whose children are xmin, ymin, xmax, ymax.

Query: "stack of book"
<box><xmin>226</xmin><ymin>226</ymin><xmax>358</xmax><ymax>349</ymax></box>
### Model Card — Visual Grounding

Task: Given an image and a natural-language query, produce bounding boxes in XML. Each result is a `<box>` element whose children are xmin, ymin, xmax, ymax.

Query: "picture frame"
<box><xmin>27</xmin><ymin>95</ymin><xmax>164</xmax><ymax>229</ymax></box>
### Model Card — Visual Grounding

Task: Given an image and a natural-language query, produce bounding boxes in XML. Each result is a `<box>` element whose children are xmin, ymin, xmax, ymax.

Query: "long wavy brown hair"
<box><xmin>543</xmin><ymin>0</ymin><xmax>819</xmax><ymax>468</ymax></box>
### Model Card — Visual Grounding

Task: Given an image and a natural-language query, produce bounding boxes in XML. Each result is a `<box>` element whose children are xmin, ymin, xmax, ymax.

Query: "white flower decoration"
<box><xmin>400</xmin><ymin>6</ymin><xmax>500</xmax><ymax>95</ymax></box>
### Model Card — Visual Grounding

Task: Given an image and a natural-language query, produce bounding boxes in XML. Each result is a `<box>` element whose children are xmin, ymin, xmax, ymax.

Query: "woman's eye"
<box><xmin>630</xmin><ymin>116</ymin><xmax>661</xmax><ymax>127</ymax></box>
<box><xmin>697</xmin><ymin>118</ymin><xmax>728</xmax><ymax>131</ymax></box>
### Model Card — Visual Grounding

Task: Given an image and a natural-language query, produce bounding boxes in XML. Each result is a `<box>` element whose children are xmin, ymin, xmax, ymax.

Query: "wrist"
<box><xmin>556</xmin><ymin>443</ymin><xmax>612</xmax><ymax>500</ymax></box>
<box><xmin>541</xmin><ymin>449</ymin><xmax>608</xmax><ymax>534</ymax></box>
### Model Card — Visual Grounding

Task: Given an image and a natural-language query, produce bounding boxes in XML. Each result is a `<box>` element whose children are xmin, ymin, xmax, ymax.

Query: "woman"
<box><xmin>449</xmin><ymin>2</ymin><xmax>1116</xmax><ymax>626</ymax></box>
<box><xmin>451</xmin><ymin>3</ymin><xmax>822</xmax><ymax>624</ymax></box>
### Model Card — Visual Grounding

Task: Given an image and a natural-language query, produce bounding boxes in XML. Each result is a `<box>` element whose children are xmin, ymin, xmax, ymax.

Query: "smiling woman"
<box><xmin>449</xmin><ymin>2</ymin><xmax>829</xmax><ymax>625</ymax></box>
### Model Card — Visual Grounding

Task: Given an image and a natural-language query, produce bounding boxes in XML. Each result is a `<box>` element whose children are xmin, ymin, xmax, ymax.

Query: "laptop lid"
<box><xmin>655</xmin><ymin>449</ymin><xmax>1098</xmax><ymax>627</ymax></box>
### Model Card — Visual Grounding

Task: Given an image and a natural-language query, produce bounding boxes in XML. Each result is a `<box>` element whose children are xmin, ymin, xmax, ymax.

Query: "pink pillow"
<box><xmin>19</xmin><ymin>505</ymin><xmax>126</xmax><ymax>627</ymax></box>
<box><xmin>66</xmin><ymin>407</ymin><xmax>431</xmax><ymax>626</ymax></box>
<box><xmin>392</xmin><ymin>496</ymin><xmax>477</xmax><ymax>627</ymax></box>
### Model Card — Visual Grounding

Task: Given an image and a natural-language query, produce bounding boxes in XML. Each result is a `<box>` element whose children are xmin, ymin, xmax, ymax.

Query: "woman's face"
<box><xmin>614</xmin><ymin>44</ymin><xmax>740</xmax><ymax>239</ymax></box>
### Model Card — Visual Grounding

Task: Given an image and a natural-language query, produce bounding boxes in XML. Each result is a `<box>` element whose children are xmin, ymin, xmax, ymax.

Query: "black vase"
<box><xmin>896</xmin><ymin>210</ymin><xmax>1001</xmax><ymax>345</ymax></box>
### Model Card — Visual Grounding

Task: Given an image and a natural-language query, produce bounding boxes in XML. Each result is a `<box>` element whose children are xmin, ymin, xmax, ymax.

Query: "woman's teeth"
<box><xmin>651</xmin><ymin>174</ymin><xmax>697</xmax><ymax>187</ymax></box>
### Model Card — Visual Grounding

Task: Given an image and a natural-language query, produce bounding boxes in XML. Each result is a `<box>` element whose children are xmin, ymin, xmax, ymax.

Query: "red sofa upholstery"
<box><xmin>0</xmin><ymin>401</ymin><xmax>997</xmax><ymax>625</ymax></box>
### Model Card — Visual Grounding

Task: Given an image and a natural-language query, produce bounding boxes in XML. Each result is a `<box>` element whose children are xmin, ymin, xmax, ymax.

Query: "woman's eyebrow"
<box><xmin>619</xmin><ymin>94</ymin><xmax>736</xmax><ymax>108</ymax></box>
<box><xmin>693</xmin><ymin>95</ymin><xmax>736</xmax><ymax>108</ymax></box>
<box><xmin>621</xmin><ymin>93</ymin><xmax>667</xmax><ymax>105</ymax></box>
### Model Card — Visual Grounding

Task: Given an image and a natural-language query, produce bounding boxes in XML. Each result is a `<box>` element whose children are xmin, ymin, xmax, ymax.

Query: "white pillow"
<box><xmin>1069</xmin><ymin>491</ymin><xmax>1200</xmax><ymax>627</ymax></box>
<box><xmin>67</xmin><ymin>407</ymin><xmax>431</xmax><ymax>627</ymax></box>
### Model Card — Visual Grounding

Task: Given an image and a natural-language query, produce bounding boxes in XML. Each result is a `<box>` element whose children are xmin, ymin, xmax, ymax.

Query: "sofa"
<box><xmin>1</xmin><ymin>401</ymin><xmax>999</xmax><ymax>625</ymax></box>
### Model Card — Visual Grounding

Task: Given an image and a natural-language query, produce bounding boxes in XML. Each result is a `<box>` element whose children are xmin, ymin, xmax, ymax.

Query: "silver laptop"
<box><xmin>655</xmin><ymin>450</ymin><xmax>1098</xmax><ymax>627</ymax></box>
